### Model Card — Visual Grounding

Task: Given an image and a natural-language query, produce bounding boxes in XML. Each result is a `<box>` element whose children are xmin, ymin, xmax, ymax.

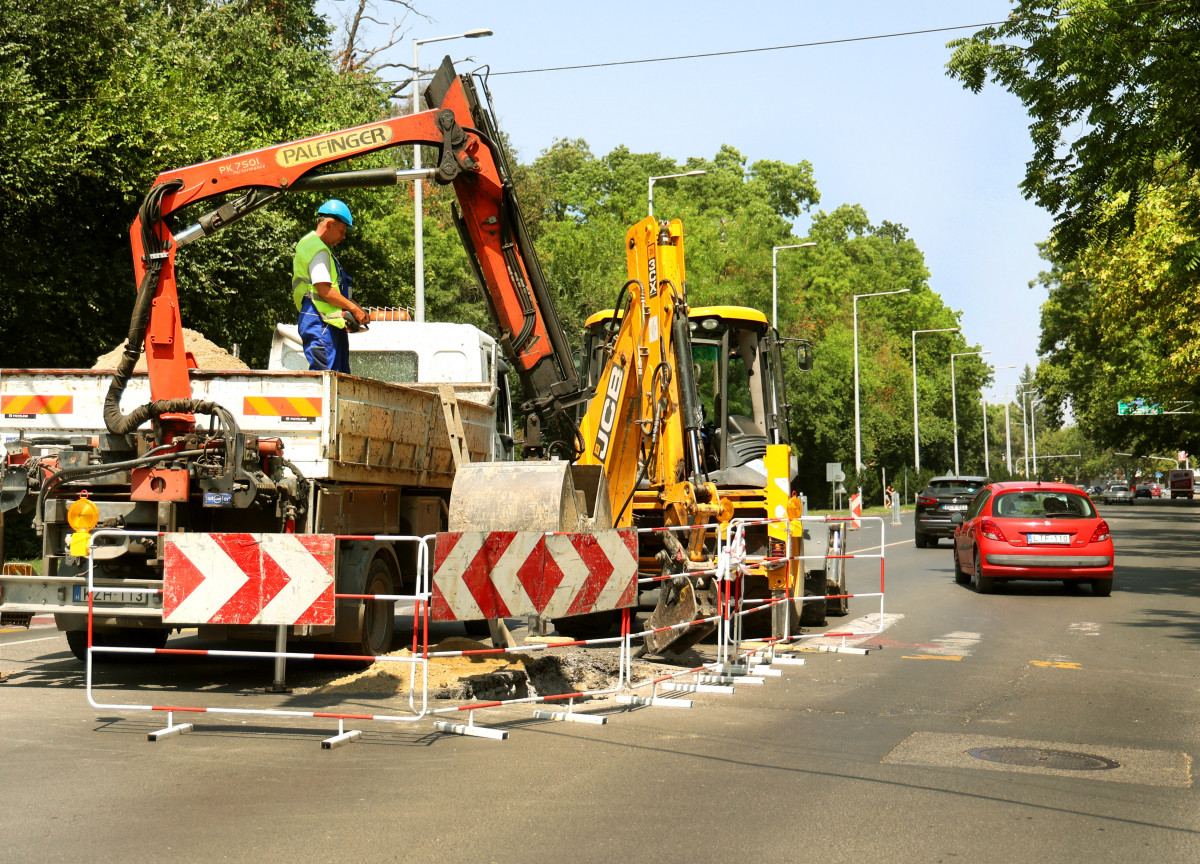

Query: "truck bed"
<box><xmin>0</xmin><ymin>369</ymin><xmax>501</xmax><ymax>489</ymax></box>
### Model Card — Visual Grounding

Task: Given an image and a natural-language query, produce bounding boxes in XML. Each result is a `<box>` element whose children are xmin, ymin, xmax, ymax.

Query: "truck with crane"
<box><xmin>0</xmin><ymin>56</ymin><xmax>827</xmax><ymax>660</ymax></box>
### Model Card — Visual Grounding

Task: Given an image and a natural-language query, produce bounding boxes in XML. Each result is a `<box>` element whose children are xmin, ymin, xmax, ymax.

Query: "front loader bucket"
<box><xmin>448</xmin><ymin>461</ymin><xmax>612</xmax><ymax>533</ymax></box>
<box><xmin>642</xmin><ymin>579</ymin><xmax>716</xmax><ymax>656</ymax></box>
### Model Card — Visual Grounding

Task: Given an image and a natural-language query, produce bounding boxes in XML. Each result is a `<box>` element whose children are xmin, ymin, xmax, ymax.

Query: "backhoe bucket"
<box><xmin>448</xmin><ymin>461</ymin><xmax>612</xmax><ymax>533</ymax></box>
<box><xmin>642</xmin><ymin>578</ymin><xmax>716</xmax><ymax>656</ymax></box>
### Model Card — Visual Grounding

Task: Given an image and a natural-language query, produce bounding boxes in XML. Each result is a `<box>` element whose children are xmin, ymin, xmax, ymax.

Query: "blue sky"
<box><xmin>321</xmin><ymin>0</ymin><xmax>1050</xmax><ymax>397</ymax></box>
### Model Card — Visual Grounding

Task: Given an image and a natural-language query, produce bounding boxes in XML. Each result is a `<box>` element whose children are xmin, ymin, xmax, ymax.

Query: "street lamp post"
<box><xmin>771</xmin><ymin>243</ymin><xmax>817</xmax><ymax>329</ymax></box>
<box><xmin>950</xmin><ymin>350</ymin><xmax>990</xmax><ymax>476</ymax></box>
<box><xmin>854</xmin><ymin>289</ymin><xmax>911</xmax><ymax>474</ymax></box>
<box><xmin>911</xmin><ymin>327</ymin><xmax>958</xmax><ymax>473</ymax></box>
<box><xmin>648</xmin><ymin>171</ymin><xmax>706</xmax><ymax>219</ymax></box>
<box><xmin>983</xmin><ymin>366</ymin><xmax>1016</xmax><ymax>476</ymax></box>
<box><xmin>412</xmin><ymin>28</ymin><xmax>492</xmax><ymax>322</ymax></box>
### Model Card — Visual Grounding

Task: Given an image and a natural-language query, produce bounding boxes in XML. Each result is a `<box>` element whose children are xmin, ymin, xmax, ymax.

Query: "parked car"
<box><xmin>1151</xmin><ymin>483</ymin><xmax>1163</xmax><ymax>498</ymax></box>
<box><xmin>951</xmin><ymin>481</ymin><xmax>1114</xmax><ymax>595</ymax></box>
<box><xmin>1135</xmin><ymin>483</ymin><xmax>1153</xmax><ymax>498</ymax></box>
<box><xmin>915</xmin><ymin>475</ymin><xmax>989</xmax><ymax>548</ymax></box>
<box><xmin>1103</xmin><ymin>484</ymin><xmax>1135</xmax><ymax>505</ymax></box>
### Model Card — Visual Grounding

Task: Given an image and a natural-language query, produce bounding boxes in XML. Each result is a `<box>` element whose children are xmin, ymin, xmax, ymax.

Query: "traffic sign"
<box><xmin>1117</xmin><ymin>399</ymin><xmax>1163</xmax><ymax>416</ymax></box>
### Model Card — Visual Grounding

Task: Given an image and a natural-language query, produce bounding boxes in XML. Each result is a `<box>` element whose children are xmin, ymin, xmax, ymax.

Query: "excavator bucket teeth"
<box><xmin>643</xmin><ymin>580</ymin><xmax>715</xmax><ymax>656</ymax></box>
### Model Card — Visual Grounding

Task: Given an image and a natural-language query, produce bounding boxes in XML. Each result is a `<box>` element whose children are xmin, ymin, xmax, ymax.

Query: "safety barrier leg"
<box><xmin>148</xmin><ymin>711</ymin><xmax>194</xmax><ymax>742</ymax></box>
<box><xmin>322</xmin><ymin>718</ymin><xmax>362</xmax><ymax>749</ymax></box>
<box><xmin>433</xmin><ymin>710</ymin><xmax>509</xmax><ymax>741</ymax></box>
<box><xmin>532</xmin><ymin>697</ymin><xmax>608</xmax><ymax>725</ymax></box>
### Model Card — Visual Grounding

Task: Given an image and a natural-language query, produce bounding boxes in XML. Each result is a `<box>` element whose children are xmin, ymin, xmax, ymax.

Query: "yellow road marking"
<box><xmin>1030</xmin><ymin>660</ymin><xmax>1081</xmax><ymax>669</ymax></box>
<box><xmin>901</xmin><ymin>654</ymin><xmax>963</xmax><ymax>661</ymax></box>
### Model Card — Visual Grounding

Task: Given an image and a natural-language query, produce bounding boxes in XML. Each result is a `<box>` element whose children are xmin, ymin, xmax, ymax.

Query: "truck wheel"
<box><xmin>825</xmin><ymin>574</ymin><xmax>849</xmax><ymax>616</ymax></box>
<box><xmin>973</xmin><ymin>551</ymin><xmax>994</xmax><ymax>594</ymax></box>
<box><xmin>356</xmin><ymin>558</ymin><xmax>396</xmax><ymax>658</ymax></box>
<box><xmin>65</xmin><ymin>628</ymin><xmax>167</xmax><ymax>662</ymax></box>
<box><xmin>914</xmin><ymin>531</ymin><xmax>928</xmax><ymax>549</ymax></box>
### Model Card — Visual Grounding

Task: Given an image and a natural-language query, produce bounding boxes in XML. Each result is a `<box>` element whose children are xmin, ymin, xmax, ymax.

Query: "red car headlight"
<box><xmin>980</xmin><ymin>518</ymin><xmax>1007</xmax><ymax>542</ymax></box>
<box><xmin>1090</xmin><ymin>521</ymin><xmax>1111</xmax><ymax>543</ymax></box>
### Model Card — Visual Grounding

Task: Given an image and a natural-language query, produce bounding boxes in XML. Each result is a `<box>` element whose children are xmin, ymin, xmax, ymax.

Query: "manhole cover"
<box><xmin>968</xmin><ymin>746</ymin><xmax>1120</xmax><ymax>771</ymax></box>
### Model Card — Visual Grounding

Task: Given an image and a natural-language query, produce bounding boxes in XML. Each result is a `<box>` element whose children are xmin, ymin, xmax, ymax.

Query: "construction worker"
<box><xmin>292</xmin><ymin>199</ymin><xmax>369</xmax><ymax>372</ymax></box>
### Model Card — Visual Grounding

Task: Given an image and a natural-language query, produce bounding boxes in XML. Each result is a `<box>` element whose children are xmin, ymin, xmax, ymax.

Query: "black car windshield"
<box><xmin>928</xmin><ymin>480</ymin><xmax>984</xmax><ymax>495</ymax></box>
<box><xmin>993</xmin><ymin>491</ymin><xmax>1096</xmax><ymax>519</ymax></box>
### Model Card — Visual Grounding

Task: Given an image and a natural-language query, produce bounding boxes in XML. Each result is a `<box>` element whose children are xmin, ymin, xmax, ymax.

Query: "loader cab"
<box><xmin>579</xmin><ymin>305</ymin><xmax>791</xmax><ymax>487</ymax></box>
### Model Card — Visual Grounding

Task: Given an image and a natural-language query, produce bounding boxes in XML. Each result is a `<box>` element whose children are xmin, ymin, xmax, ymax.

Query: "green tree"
<box><xmin>947</xmin><ymin>1</ymin><xmax>1200</xmax><ymax>260</ymax></box>
<box><xmin>0</xmin><ymin>0</ymin><xmax>393</xmax><ymax>367</ymax></box>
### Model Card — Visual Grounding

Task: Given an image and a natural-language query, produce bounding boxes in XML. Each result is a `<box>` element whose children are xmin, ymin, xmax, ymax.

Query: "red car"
<box><xmin>951</xmin><ymin>481</ymin><xmax>1114</xmax><ymax>596</ymax></box>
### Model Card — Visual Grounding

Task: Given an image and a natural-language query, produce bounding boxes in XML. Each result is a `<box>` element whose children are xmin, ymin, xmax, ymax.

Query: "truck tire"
<box><xmin>825</xmin><ymin>574</ymin><xmax>849</xmax><ymax>616</ymax></box>
<box><xmin>65</xmin><ymin>628</ymin><xmax>168</xmax><ymax>663</ymax></box>
<box><xmin>355</xmin><ymin>558</ymin><xmax>396</xmax><ymax>658</ymax></box>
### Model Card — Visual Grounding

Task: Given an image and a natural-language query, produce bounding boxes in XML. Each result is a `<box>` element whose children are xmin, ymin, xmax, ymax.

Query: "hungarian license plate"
<box><xmin>1027</xmin><ymin>534</ymin><xmax>1070</xmax><ymax>544</ymax></box>
<box><xmin>943</xmin><ymin>504</ymin><xmax>969</xmax><ymax>511</ymax></box>
<box><xmin>72</xmin><ymin>586</ymin><xmax>152</xmax><ymax>606</ymax></box>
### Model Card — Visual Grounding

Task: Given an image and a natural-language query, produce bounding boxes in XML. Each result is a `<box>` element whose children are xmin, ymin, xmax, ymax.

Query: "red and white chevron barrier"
<box><xmin>162</xmin><ymin>533</ymin><xmax>335</xmax><ymax>626</ymax></box>
<box><xmin>430</xmin><ymin>529</ymin><xmax>637</xmax><ymax>621</ymax></box>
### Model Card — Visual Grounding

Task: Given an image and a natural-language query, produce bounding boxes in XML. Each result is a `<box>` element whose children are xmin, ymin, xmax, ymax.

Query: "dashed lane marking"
<box><xmin>1031</xmin><ymin>660</ymin><xmax>1081</xmax><ymax>670</ymax></box>
<box><xmin>902</xmin><ymin>654</ymin><xmax>963</xmax><ymax>661</ymax></box>
<box><xmin>1069</xmin><ymin>622</ymin><xmax>1100</xmax><ymax>636</ymax></box>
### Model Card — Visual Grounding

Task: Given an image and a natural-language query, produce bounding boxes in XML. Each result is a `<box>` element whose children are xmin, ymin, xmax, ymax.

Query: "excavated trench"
<box><xmin>295</xmin><ymin>638</ymin><xmax>687</xmax><ymax>702</ymax></box>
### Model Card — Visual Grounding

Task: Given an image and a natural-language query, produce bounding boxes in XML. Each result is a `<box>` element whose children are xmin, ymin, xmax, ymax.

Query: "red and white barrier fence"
<box><xmin>75</xmin><ymin>512</ymin><xmax>886</xmax><ymax>746</ymax></box>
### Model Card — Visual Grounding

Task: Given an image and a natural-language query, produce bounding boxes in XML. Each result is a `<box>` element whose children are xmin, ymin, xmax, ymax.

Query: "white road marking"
<box><xmin>1069</xmin><ymin>622</ymin><xmax>1100</xmax><ymax>637</ymax></box>
<box><xmin>806</xmin><ymin>612</ymin><xmax>904</xmax><ymax>647</ymax></box>
<box><xmin>920</xmin><ymin>631</ymin><xmax>982</xmax><ymax>656</ymax></box>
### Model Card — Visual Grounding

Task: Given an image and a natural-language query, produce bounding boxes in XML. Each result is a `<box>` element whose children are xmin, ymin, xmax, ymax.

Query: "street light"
<box><xmin>950</xmin><ymin>350</ymin><xmax>990</xmax><ymax>476</ymax></box>
<box><xmin>983</xmin><ymin>365</ymin><xmax>1016</xmax><ymax>475</ymax></box>
<box><xmin>911</xmin><ymin>327</ymin><xmax>959</xmax><ymax>473</ymax></box>
<box><xmin>648</xmin><ymin>171</ymin><xmax>706</xmax><ymax>219</ymax></box>
<box><xmin>771</xmin><ymin>243</ymin><xmax>817</xmax><ymax>329</ymax></box>
<box><xmin>412</xmin><ymin>28</ymin><xmax>493</xmax><ymax>322</ymax></box>
<box><xmin>853</xmin><ymin>289</ymin><xmax>911</xmax><ymax>473</ymax></box>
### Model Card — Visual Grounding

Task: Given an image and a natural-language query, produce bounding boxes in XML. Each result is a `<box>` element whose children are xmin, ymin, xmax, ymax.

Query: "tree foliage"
<box><xmin>0</xmin><ymin>2</ymin><xmax>987</xmax><ymax>504</ymax></box>
<box><xmin>947</xmin><ymin>1</ymin><xmax>1200</xmax><ymax>260</ymax></box>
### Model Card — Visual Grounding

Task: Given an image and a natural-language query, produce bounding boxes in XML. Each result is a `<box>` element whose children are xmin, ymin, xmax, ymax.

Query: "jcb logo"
<box><xmin>592</xmin><ymin>365</ymin><xmax>625</xmax><ymax>460</ymax></box>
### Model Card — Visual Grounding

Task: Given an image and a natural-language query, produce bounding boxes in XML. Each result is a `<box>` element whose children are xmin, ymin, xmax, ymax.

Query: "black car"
<box><xmin>915</xmin><ymin>475</ymin><xmax>988</xmax><ymax>548</ymax></box>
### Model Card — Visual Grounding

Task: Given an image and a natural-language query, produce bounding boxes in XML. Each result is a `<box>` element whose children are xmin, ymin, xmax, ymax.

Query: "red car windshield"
<box><xmin>993</xmin><ymin>491</ymin><xmax>1096</xmax><ymax>519</ymax></box>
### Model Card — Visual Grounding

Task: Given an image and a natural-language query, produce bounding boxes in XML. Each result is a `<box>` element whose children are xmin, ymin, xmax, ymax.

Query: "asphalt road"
<box><xmin>2</xmin><ymin>502</ymin><xmax>1198</xmax><ymax>863</ymax></box>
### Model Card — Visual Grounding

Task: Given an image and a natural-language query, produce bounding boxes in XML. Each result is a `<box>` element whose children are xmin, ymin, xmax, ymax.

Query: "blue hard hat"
<box><xmin>316</xmin><ymin>199</ymin><xmax>353</xmax><ymax>228</ymax></box>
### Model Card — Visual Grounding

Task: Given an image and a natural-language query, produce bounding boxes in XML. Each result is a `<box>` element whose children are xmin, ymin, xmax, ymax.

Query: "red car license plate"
<box><xmin>1027</xmin><ymin>533</ymin><xmax>1070</xmax><ymax>544</ymax></box>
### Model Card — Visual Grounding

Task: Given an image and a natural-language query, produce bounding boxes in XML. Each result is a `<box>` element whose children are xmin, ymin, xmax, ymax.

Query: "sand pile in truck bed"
<box><xmin>92</xmin><ymin>329</ymin><xmax>249</xmax><ymax>371</ymax></box>
<box><xmin>297</xmin><ymin>637</ymin><xmax>682</xmax><ymax>701</ymax></box>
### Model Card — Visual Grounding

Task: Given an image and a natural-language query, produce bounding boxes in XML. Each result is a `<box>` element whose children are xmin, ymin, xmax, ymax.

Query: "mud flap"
<box><xmin>642</xmin><ymin>578</ymin><xmax>716</xmax><ymax>656</ymax></box>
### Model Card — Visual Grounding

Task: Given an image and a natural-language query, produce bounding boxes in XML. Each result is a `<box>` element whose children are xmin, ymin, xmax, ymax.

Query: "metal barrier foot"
<box><xmin>772</xmin><ymin>657</ymin><xmax>807</xmax><ymax>666</ymax></box>
<box><xmin>695</xmin><ymin>674</ymin><xmax>763</xmax><ymax>686</ymax></box>
<box><xmin>662</xmin><ymin>682</ymin><xmax>735</xmax><ymax>694</ymax></box>
<box><xmin>615</xmin><ymin>695</ymin><xmax>693</xmax><ymax>708</ymax></box>
<box><xmin>434</xmin><ymin>711</ymin><xmax>508</xmax><ymax>741</ymax></box>
<box><xmin>532</xmin><ymin>709</ymin><xmax>607</xmax><ymax>725</ymax></box>
<box><xmin>322</xmin><ymin>719</ymin><xmax>362</xmax><ymax>749</ymax></box>
<box><xmin>148</xmin><ymin>712</ymin><xmax>194</xmax><ymax>742</ymax></box>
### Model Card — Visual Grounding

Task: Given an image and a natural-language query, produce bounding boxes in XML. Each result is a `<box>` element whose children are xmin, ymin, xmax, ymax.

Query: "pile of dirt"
<box><xmin>298</xmin><ymin>637</ymin><xmax>681</xmax><ymax>701</ymax></box>
<box><xmin>92</xmin><ymin>329</ymin><xmax>249</xmax><ymax>371</ymax></box>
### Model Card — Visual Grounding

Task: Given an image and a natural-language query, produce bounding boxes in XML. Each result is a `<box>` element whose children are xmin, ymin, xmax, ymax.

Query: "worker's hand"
<box><xmin>351</xmin><ymin>305</ymin><xmax>369</xmax><ymax>327</ymax></box>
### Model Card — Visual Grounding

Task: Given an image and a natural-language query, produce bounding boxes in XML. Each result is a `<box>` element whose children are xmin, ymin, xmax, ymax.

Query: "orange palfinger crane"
<box><xmin>109</xmin><ymin>57</ymin><xmax>584</xmax><ymax>457</ymax></box>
